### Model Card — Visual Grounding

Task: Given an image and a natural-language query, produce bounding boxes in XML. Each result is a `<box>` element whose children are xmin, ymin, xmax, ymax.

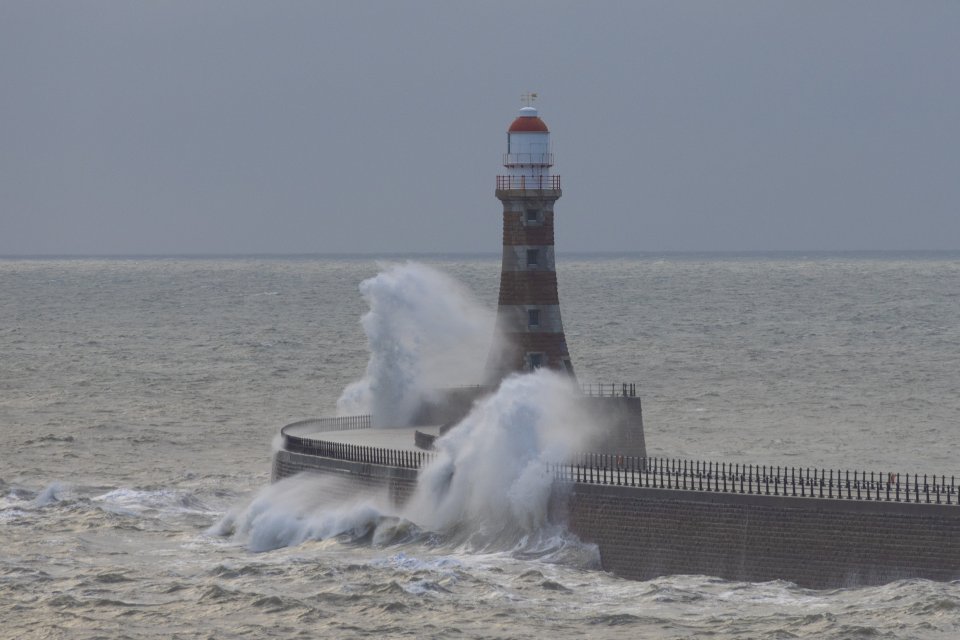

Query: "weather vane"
<box><xmin>521</xmin><ymin>92</ymin><xmax>538</xmax><ymax>106</ymax></box>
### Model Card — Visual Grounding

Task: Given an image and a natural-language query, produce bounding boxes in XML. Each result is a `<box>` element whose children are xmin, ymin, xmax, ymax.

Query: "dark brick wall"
<box><xmin>486</xmin><ymin>336</ymin><xmax>570</xmax><ymax>374</ymax></box>
<box><xmin>502</xmin><ymin>212</ymin><xmax>556</xmax><ymax>245</ymax></box>
<box><xmin>566</xmin><ymin>483</ymin><xmax>960</xmax><ymax>589</ymax></box>
<box><xmin>491</xmin><ymin>196</ymin><xmax>571</xmax><ymax>379</ymax></box>
<box><xmin>497</xmin><ymin>271</ymin><xmax>560</xmax><ymax>305</ymax></box>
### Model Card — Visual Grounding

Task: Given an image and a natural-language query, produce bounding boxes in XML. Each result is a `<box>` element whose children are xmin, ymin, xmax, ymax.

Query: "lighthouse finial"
<box><xmin>521</xmin><ymin>92</ymin><xmax>538</xmax><ymax>107</ymax></box>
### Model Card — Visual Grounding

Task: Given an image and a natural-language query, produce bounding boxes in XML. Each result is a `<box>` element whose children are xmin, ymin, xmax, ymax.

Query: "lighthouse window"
<box><xmin>528</xmin><ymin>309</ymin><xmax>540</xmax><ymax>327</ymax></box>
<box><xmin>526</xmin><ymin>248</ymin><xmax>539</xmax><ymax>266</ymax></box>
<box><xmin>528</xmin><ymin>353</ymin><xmax>544</xmax><ymax>369</ymax></box>
<box><xmin>526</xmin><ymin>209</ymin><xmax>540</xmax><ymax>223</ymax></box>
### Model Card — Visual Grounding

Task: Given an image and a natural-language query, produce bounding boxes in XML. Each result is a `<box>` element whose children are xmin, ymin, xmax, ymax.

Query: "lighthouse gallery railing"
<box><xmin>496</xmin><ymin>175</ymin><xmax>561</xmax><ymax>190</ymax></box>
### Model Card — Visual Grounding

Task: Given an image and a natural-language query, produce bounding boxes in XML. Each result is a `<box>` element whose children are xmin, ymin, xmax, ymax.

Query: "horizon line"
<box><xmin>2</xmin><ymin>248</ymin><xmax>959</xmax><ymax>260</ymax></box>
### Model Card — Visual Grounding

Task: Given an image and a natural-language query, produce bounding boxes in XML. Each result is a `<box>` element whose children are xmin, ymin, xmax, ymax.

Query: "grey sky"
<box><xmin>2</xmin><ymin>1</ymin><xmax>958</xmax><ymax>255</ymax></box>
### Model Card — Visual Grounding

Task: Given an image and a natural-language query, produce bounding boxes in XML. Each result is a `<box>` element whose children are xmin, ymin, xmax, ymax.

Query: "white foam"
<box><xmin>208</xmin><ymin>474</ymin><xmax>395</xmax><ymax>552</ymax></box>
<box><xmin>404</xmin><ymin>370</ymin><xmax>601</xmax><ymax>553</ymax></box>
<box><xmin>32</xmin><ymin>482</ymin><xmax>66</xmax><ymax>507</ymax></box>
<box><xmin>92</xmin><ymin>487</ymin><xmax>209</xmax><ymax>515</ymax></box>
<box><xmin>229</xmin><ymin>266</ymin><xmax>602</xmax><ymax>563</ymax></box>
<box><xmin>220</xmin><ymin>372</ymin><xmax>602</xmax><ymax>562</ymax></box>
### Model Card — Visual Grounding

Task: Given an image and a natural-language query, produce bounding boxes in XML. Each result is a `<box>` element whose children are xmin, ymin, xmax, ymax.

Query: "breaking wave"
<box><xmin>213</xmin><ymin>371</ymin><xmax>601</xmax><ymax>568</ymax></box>
<box><xmin>335</xmin><ymin>262</ymin><xmax>497</xmax><ymax>427</ymax></box>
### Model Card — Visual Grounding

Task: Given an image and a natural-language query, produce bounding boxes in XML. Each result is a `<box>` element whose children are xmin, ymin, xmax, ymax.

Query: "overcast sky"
<box><xmin>2</xmin><ymin>1</ymin><xmax>958</xmax><ymax>255</ymax></box>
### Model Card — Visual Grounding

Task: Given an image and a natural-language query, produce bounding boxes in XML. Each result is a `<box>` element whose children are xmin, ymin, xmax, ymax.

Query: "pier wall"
<box><xmin>272</xmin><ymin>449</ymin><xmax>419</xmax><ymax>505</ymax></box>
<box><xmin>272</xmin><ymin>436</ymin><xmax>960</xmax><ymax>589</ymax></box>
<box><xmin>565</xmin><ymin>483</ymin><xmax>960</xmax><ymax>589</ymax></box>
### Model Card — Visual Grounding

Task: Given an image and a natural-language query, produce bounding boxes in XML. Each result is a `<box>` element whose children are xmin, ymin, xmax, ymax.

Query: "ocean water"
<box><xmin>2</xmin><ymin>253</ymin><xmax>960</xmax><ymax>639</ymax></box>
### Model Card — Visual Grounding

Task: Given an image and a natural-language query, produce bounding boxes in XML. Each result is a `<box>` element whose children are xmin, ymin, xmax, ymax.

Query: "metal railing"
<box><xmin>559</xmin><ymin>454</ymin><xmax>959</xmax><ymax>505</ymax></box>
<box><xmin>581</xmin><ymin>383</ymin><xmax>638</xmax><ymax>398</ymax></box>
<box><xmin>282</xmin><ymin>415</ymin><xmax>372</xmax><ymax>435</ymax></box>
<box><xmin>283</xmin><ymin>434</ymin><xmax>436</xmax><ymax>470</ymax></box>
<box><xmin>496</xmin><ymin>175</ymin><xmax>561</xmax><ymax>191</ymax></box>
<box><xmin>280</xmin><ymin>429</ymin><xmax>959</xmax><ymax>506</ymax></box>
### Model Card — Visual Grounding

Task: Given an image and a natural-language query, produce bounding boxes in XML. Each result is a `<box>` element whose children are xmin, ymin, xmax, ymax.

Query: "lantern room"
<box><xmin>504</xmin><ymin>106</ymin><xmax>553</xmax><ymax>179</ymax></box>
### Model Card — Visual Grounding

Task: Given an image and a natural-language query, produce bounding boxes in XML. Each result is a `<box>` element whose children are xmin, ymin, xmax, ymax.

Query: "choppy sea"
<box><xmin>2</xmin><ymin>252</ymin><xmax>960</xmax><ymax>639</ymax></box>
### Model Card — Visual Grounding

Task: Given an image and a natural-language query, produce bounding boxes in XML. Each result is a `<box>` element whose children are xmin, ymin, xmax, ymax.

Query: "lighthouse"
<box><xmin>486</xmin><ymin>102</ymin><xmax>575</xmax><ymax>382</ymax></box>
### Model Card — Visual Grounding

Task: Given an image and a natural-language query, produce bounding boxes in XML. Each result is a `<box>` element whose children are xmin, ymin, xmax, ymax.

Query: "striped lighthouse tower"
<box><xmin>486</xmin><ymin>101</ymin><xmax>575</xmax><ymax>382</ymax></box>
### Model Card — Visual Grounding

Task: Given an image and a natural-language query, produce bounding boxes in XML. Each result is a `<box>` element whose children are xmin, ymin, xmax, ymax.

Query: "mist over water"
<box><xmin>3</xmin><ymin>254</ymin><xmax>960</xmax><ymax>638</ymax></box>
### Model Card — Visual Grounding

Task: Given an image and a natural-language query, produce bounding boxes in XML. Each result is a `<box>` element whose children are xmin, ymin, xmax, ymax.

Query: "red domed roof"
<box><xmin>508</xmin><ymin>116</ymin><xmax>549</xmax><ymax>133</ymax></box>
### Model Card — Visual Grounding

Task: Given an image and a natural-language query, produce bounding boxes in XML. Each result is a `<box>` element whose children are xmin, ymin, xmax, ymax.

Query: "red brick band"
<box><xmin>497</xmin><ymin>271</ymin><xmax>560</xmax><ymax>305</ymax></box>
<box><xmin>502</xmin><ymin>212</ymin><xmax>556</xmax><ymax>246</ymax></box>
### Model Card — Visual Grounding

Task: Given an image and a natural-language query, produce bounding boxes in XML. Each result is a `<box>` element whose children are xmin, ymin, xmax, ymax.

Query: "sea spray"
<box><xmin>223</xmin><ymin>264</ymin><xmax>600</xmax><ymax>560</ymax></box>
<box><xmin>222</xmin><ymin>371</ymin><xmax>602</xmax><ymax>567</ymax></box>
<box><xmin>209</xmin><ymin>475</ymin><xmax>400</xmax><ymax>552</ymax></box>
<box><xmin>32</xmin><ymin>482</ymin><xmax>67</xmax><ymax>507</ymax></box>
<box><xmin>335</xmin><ymin>262</ymin><xmax>496</xmax><ymax>427</ymax></box>
<box><xmin>406</xmin><ymin>369</ymin><xmax>602</xmax><ymax>552</ymax></box>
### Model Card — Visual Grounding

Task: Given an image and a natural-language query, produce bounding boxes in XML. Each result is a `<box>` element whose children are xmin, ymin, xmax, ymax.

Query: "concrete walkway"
<box><xmin>303</xmin><ymin>425</ymin><xmax>440</xmax><ymax>450</ymax></box>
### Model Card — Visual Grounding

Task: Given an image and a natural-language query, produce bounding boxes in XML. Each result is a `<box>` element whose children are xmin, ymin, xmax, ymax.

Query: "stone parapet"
<box><xmin>495</xmin><ymin>188</ymin><xmax>561</xmax><ymax>200</ymax></box>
